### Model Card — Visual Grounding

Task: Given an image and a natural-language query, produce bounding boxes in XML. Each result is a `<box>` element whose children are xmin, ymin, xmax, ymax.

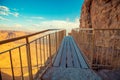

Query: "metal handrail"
<box><xmin>71</xmin><ymin>28</ymin><xmax>120</xmax><ymax>70</ymax></box>
<box><xmin>0</xmin><ymin>29</ymin><xmax>66</xmax><ymax>80</ymax></box>
<box><xmin>0</xmin><ymin>29</ymin><xmax>50</xmax><ymax>44</ymax></box>
<box><xmin>73</xmin><ymin>28</ymin><xmax>120</xmax><ymax>30</ymax></box>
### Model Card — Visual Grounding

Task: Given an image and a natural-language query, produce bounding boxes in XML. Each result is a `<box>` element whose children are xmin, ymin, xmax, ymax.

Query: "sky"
<box><xmin>0</xmin><ymin>0</ymin><xmax>84</xmax><ymax>32</ymax></box>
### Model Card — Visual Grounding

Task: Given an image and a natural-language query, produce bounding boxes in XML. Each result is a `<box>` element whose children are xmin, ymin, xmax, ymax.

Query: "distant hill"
<box><xmin>0</xmin><ymin>30</ymin><xmax>31</xmax><ymax>41</ymax></box>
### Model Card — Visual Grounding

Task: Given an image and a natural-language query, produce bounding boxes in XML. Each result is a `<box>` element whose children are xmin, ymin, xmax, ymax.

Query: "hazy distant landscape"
<box><xmin>0</xmin><ymin>30</ymin><xmax>31</xmax><ymax>41</ymax></box>
<box><xmin>0</xmin><ymin>30</ymin><xmax>51</xmax><ymax>80</ymax></box>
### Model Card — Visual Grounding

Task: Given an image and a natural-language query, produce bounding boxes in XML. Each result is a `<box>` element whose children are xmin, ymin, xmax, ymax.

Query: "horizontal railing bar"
<box><xmin>0</xmin><ymin>29</ymin><xmax>50</xmax><ymax>45</ymax></box>
<box><xmin>48</xmin><ymin>29</ymin><xmax>60</xmax><ymax>30</ymax></box>
<box><xmin>29</xmin><ymin>35</ymin><xmax>46</xmax><ymax>44</ymax></box>
<box><xmin>0</xmin><ymin>29</ymin><xmax>62</xmax><ymax>45</ymax></box>
<box><xmin>0</xmin><ymin>44</ymin><xmax>26</xmax><ymax>54</ymax></box>
<box><xmin>29</xmin><ymin>39</ymin><xmax>38</xmax><ymax>44</ymax></box>
<box><xmin>79</xmin><ymin>28</ymin><xmax>93</xmax><ymax>30</ymax></box>
<box><xmin>28</xmin><ymin>31</ymin><xmax>59</xmax><ymax>44</ymax></box>
<box><xmin>0</xmin><ymin>29</ymin><xmax>63</xmax><ymax>54</ymax></box>
<box><xmin>94</xmin><ymin>28</ymin><xmax>120</xmax><ymax>30</ymax></box>
<box><xmin>73</xmin><ymin>28</ymin><xmax>120</xmax><ymax>31</ymax></box>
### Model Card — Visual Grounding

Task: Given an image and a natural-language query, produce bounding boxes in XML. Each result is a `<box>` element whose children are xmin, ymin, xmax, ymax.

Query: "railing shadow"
<box><xmin>0</xmin><ymin>71</ymin><xmax>31</xmax><ymax>80</ymax></box>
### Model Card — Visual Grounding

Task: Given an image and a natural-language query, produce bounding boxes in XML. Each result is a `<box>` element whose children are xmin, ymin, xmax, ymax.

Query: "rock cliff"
<box><xmin>79</xmin><ymin>0</ymin><xmax>120</xmax><ymax>70</ymax></box>
<box><xmin>80</xmin><ymin>0</ymin><xmax>120</xmax><ymax>28</ymax></box>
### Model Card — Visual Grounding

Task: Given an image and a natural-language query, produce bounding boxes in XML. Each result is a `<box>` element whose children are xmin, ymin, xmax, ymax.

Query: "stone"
<box><xmin>78</xmin><ymin>0</ymin><xmax>120</xmax><ymax>69</ymax></box>
<box><xmin>80</xmin><ymin>0</ymin><xmax>120</xmax><ymax>29</ymax></box>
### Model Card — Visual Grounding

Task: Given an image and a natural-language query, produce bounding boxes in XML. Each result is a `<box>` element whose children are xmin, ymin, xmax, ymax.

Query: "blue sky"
<box><xmin>0</xmin><ymin>0</ymin><xmax>84</xmax><ymax>31</ymax></box>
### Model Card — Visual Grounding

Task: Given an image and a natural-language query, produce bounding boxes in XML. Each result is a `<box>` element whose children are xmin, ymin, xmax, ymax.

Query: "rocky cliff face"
<box><xmin>80</xmin><ymin>0</ymin><xmax>120</xmax><ymax>28</ymax></box>
<box><xmin>78</xmin><ymin>0</ymin><xmax>120</xmax><ymax>70</ymax></box>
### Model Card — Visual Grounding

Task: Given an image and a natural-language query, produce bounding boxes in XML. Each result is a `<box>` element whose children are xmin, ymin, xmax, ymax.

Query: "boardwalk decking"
<box><xmin>41</xmin><ymin>36</ymin><xmax>101</xmax><ymax>80</ymax></box>
<box><xmin>53</xmin><ymin>36</ymin><xmax>89</xmax><ymax>68</ymax></box>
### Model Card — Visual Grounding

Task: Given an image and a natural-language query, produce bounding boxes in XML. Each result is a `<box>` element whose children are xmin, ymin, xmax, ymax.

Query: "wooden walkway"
<box><xmin>53</xmin><ymin>36</ymin><xmax>89</xmax><ymax>68</ymax></box>
<box><xmin>41</xmin><ymin>36</ymin><xmax>101</xmax><ymax>80</ymax></box>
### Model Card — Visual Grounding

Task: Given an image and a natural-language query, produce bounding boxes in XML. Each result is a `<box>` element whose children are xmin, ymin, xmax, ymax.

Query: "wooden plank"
<box><xmin>60</xmin><ymin>38</ymin><xmax>67</xmax><ymax>67</ymax></box>
<box><xmin>70</xmin><ymin>36</ymin><xmax>89</xmax><ymax>68</ymax></box>
<box><xmin>53</xmin><ymin>38</ymin><xmax>65</xmax><ymax>67</ymax></box>
<box><xmin>66</xmin><ymin>37</ymin><xmax>73</xmax><ymax>67</ymax></box>
<box><xmin>69</xmin><ymin>36</ymin><xmax>80</xmax><ymax>68</ymax></box>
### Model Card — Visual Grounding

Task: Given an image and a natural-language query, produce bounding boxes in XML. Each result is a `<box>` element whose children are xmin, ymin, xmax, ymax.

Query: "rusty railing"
<box><xmin>0</xmin><ymin>29</ymin><xmax>66</xmax><ymax>80</ymax></box>
<box><xmin>71</xmin><ymin>28</ymin><xmax>120</xmax><ymax>70</ymax></box>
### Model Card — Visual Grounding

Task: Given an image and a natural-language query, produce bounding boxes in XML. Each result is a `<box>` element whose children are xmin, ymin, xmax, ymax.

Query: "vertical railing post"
<box><xmin>35</xmin><ymin>40</ymin><xmax>39</xmax><ymax>70</ymax></box>
<box><xmin>9</xmin><ymin>51</ymin><xmax>15</xmax><ymax>80</ymax></box>
<box><xmin>0</xmin><ymin>68</ymin><xmax>2</xmax><ymax>80</ymax></box>
<box><xmin>26</xmin><ymin>37</ymin><xmax>33</xmax><ymax>80</ymax></box>
<box><xmin>91</xmin><ymin>29</ymin><xmax>95</xmax><ymax>68</ymax></box>
<box><xmin>43</xmin><ymin>37</ymin><xmax>45</xmax><ymax>65</ymax></box>
<box><xmin>64</xmin><ymin>30</ymin><xmax>66</xmax><ymax>37</ymax></box>
<box><xmin>59</xmin><ymin>31</ymin><xmax>61</xmax><ymax>44</ymax></box>
<box><xmin>18</xmin><ymin>47</ymin><xmax>24</xmax><ymax>80</ymax></box>
<box><xmin>48</xmin><ymin>34</ymin><xmax>52</xmax><ymax>66</ymax></box>
<box><xmin>55</xmin><ymin>32</ymin><xmax>57</xmax><ymax>52</ymax></box>
<box><xmin>46</xmin><ymin>35</ymin><xmax>49</xmax><ymax>61</ymax></box>
<box><xmin>39</xmin><ymin>39</ymin><xmax>42</xmax><ymax>66</ymax></box>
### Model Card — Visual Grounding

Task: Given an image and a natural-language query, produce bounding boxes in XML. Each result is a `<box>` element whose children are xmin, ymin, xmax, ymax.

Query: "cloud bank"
<box><xmin>0</xmin><ymin>6</ymin><xmax>80</xmax><ymax>33</ymax></box>
<box><xmin>30</xmin><ymin>19</ymin><xmax>79</xmax><ymax>33</ymax></box>
<box><xmin>0</xmin><ymin>6</ymin><xmax>19</xmax><ymax>17</ymax></box>
<box><xmin>0</xmin><ymin>16</ymin><xmax>10</xmax><ymax>21</ymax></box>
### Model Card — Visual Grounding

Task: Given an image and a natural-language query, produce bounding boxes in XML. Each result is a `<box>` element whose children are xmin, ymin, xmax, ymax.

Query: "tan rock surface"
<box><xmin>80</xmin><ymin>0</ymin><xmax>120</xmax><ymax>29</ymax></box>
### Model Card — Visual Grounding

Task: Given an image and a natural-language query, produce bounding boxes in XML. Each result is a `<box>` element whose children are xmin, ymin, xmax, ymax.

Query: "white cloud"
<box><xmin>31</xmin><ymin>19</ymin><xmax>79</xmax><ymax>33</ymax></box>
<box><xmin>0</xmin><ymin>24</ymin><xmax>9</xmax><ymax>27</ymax></box>
<box><xmin>0</xmin><ymin>6</ymin><xmax>19</xmax><ymax>17</ymax></box>
<box><xmin>0</xmin><ymin>23</ymin><xmax>27</xmax><ymax>31</ymax></box>
<box><xmin>14</xmin><ymin>12</ymin><xmax>19</xmax><ymax>17</ymax></box>
<box><xmin>0</xmin><ymin>24</ymin><xmax>12</xmax><ymax>30</ymax></box>
<box><xmin>0</xmin><ymin>17</ymin><xmax>80</xmax><ymax>33</ymax></box>
<box><xmin>26</xmin><ymin>19</ymin><xmax>33</xmax><ymax>22</ymax></box>
<box><xmin>0</xmin><ymin>16</ymin><xmax>10</xmax><ymax>21</ymax></box>
<box><xmin>10</xmin><ymin>12</ymin><xmax>19</xmax><ymax>17</ymax></box>
<box><xmin>0</xmin><ymin>6</ymin><xmax>10</xmax><ymax>16</ymax></box>
<box><xmin>32</xmin><ymin>24</ymin><xmax>40</xmax><ymax>27</ymax></box>
<box><xmin>14</xmin><ymin>23</ymin><xmax>23</xmax><ymax>27</ymax></box>
<box><xmin>31</xmin><ymin>16</ymin><xmax>45</xmax><ymax>20</ymax></box>
<box><xmin>75</xmin><ymin>17</ymin><xmax>79</xmax><ymax>23</ymax></box>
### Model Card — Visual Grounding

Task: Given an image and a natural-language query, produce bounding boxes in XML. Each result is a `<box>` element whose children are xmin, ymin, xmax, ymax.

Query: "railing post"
<box><xmin>91</xmin><ymin>29</ymin><xmax>95</xmax><ymax>68</ymax></box>
<box><xmin>9</xmin><ymin>51</ymin><xmax>15</xmax><ymax>80</ymax></box>
<box><xmin>55</xmin><ymin>32</ymin><xmax>57</xmax><ymax>52</ymax></box>
<box><xmin>48</xmin><ymin>34</ymin><xmax>52</xmax><ymax>66</ymax></box>
<box><xmin>26</xmin><ymin>37</ymin><xmax>33</xmax><ymax>80</ymax></box>
<box><xmin>0</xmin><ymin>68</ymin><xmax>2</xmax><ymax>80</ymax></box>
<box><xmin>63</xmin><ymin>30</ymin><xmax>66</xmax><ymax>37</ymax></box>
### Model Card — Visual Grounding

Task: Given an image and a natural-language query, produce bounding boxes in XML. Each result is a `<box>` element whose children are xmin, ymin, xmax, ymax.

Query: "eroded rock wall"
<box><xmin>79</xmin><ymin>0</ymin><xmax>120</xmax><ymax>69</ymax></box>
<box><xmin>80</xmin><ymin>0</ymin><xmax>120</xmax><ymax>28</ymax></box>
